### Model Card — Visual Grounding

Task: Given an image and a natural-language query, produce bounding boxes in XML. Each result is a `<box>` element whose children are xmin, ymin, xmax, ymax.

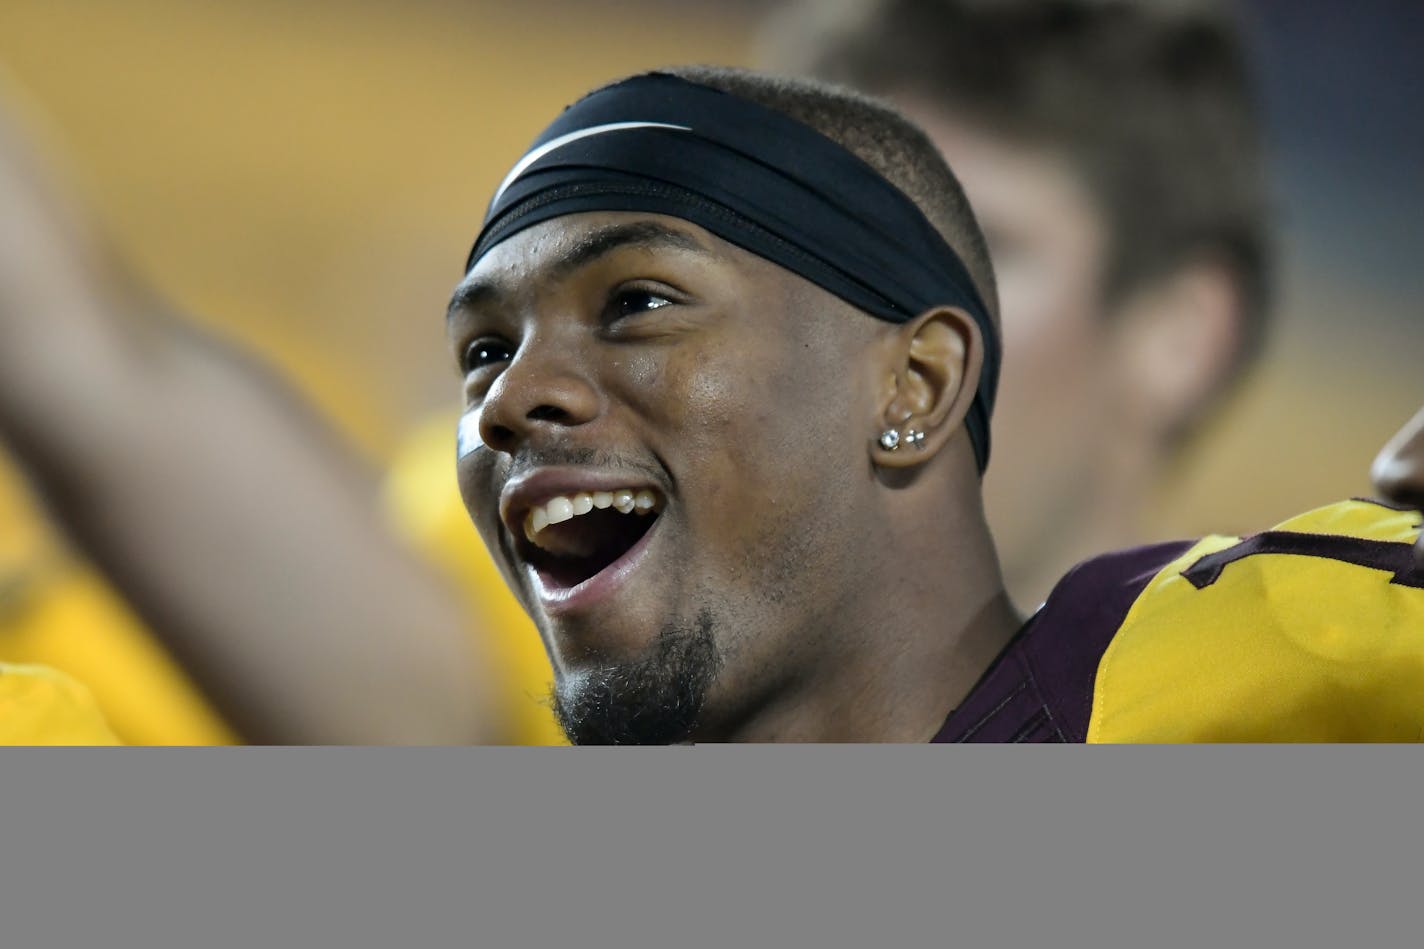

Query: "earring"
<box><xmin>878</xmin><ymin>429</ymin><xmax>901</xmax><ymax>451</ymax></box>
<box><xmin>905</xmin><ymin>429</ymin><xmax>926</xmax><ymax>450</ymax></box>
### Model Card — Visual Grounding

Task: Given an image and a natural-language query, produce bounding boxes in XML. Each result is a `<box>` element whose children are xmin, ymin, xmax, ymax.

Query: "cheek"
<box><xmin>656</xmin><ymin>343</ymin><xmax>744</xmax><ymax>438</ymax></box>
<box><xmin>982</xmin><ymin>243</ymin><xmax>1115</xmax><ymax>536</ymax></box>
<box><xmin>651</xmin><ymin>331</ymin><xmax>862</xmax><ymax>587</ymax></box>
<box><xmin>978</xmin><ymin>164</ymin><xmax>1112</xmax><ymax>414</ymax></box>
<box><xmin>993</xmin><ymin>234</ymin><xmax>1112</xmax><ymax>441</ymax></box>
<box><xmin>456</xmin><ymin>450</ymin><xmax>504</xmax><ymax>543</ymax></box>
<box><xmin>653</xmin><ymin>341</ymin><xmax>773</xmax><ymax>517</ymax></box>
<box><xmin>629</xmin><ymin>328</ymin><xmax>846</xmax><ymax>512</ymax></box>
<box><xmin>996</xmin><ymin>241</ymin><xmax>1101</xmax><ymax>370</ymax></box>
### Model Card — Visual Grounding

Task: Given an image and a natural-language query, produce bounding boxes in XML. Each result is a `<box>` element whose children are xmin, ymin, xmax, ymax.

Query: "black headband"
<box><xmin>466</xmin><ymin>72</ymin><xmax>1000</xmax><ymax>472</ymax></box>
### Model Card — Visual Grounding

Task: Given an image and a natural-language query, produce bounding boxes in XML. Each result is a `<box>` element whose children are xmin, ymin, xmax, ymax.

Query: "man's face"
<box><xmin>449</xmin><ymin>212</ymin><xmax>885</xmax><ymax>742</ymax></box>
<box><xmin>897</xmin><ymin>100</ymin><xmax>1119</xmax><ymax>589</ymax></box>
<box><xmin>1372</xmin><ymin>404</ymin><xmax>1424</xmax><ymax>572</ymax></box>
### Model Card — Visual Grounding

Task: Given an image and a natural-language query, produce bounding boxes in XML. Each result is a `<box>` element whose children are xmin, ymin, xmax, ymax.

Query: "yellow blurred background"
<box><xmin>0</xmin><ymin>0</ymin><xmax>757</xmax><ymax>457</ymax></box>
<box><xmin>0</xmin><ymin>0</ymin><xmax>1419</xmax><ymax>741</ymax></box>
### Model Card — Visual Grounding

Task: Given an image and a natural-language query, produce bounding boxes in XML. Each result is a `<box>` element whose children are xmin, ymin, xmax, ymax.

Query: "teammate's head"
<box><xmin>1372</xmin><ymin>404</ymin><xmax>1424</xmax><ymax>572</ymax></box>
<box><xmin>765</xmin><ymin>0</ymin><xmax>1272</xmax><ymax>601</ymax></box>
<box><xmin>450</xmin><ymin>67</ymin><xmax>1006</xmax><ymax>744</ymax></box>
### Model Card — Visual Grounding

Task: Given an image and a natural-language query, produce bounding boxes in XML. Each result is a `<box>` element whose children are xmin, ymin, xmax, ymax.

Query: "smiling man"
<box><xmin>450</xmin><ymin>66</ymin><xmax>1423</xmax><ymax>745</ymax></box>
<box><xmin>452</xmin><ymin>68</ymin><xmax>1015</xmax><ymax>744</ymax></box>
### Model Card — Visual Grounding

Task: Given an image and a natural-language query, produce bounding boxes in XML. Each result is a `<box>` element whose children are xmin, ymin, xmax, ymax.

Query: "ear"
<box><xmin>1109</xmin><ymin>260</ymin><xmax>1243</xmax><ymax>439</ymax></box>
<box><xmin>870</xmin><ymin>305</ymin><xmax>984</xmax><ymax>468</ymax></box>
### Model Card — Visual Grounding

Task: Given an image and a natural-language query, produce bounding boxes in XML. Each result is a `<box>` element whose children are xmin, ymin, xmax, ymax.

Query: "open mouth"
<box><xmin>514</xmin><ymin>488</ymin><xmax>664</xmax><ymax>592</ymax></box>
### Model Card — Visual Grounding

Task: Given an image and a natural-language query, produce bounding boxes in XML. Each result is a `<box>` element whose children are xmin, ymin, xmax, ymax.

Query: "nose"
<box><xmin>476</xmin><ymin>337</ymin><xmax>602</xmax><ymax>454</ymax></box>
<box><xmin>1371</xmin><ymin>406</ymin><xmax>1424</xmax><ymax>510</ymax></box>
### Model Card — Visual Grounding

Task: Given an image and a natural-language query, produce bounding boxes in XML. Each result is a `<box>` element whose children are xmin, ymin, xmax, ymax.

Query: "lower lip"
<box><xmin>528</xmin><ymin>515</ymin><xmax>662</xmax><ymax>616</ymax></box>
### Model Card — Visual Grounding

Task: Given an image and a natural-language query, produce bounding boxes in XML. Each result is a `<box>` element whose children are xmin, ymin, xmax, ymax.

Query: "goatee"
<box><xmin>552</xmin><ymin>610</ymin><xmax>721</xmax><ymax>745</ymax></box>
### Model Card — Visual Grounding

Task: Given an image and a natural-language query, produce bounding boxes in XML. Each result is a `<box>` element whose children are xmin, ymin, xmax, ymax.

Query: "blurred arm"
<box><xmin>0</xmin><ymin>91</ymin><xmax>500</xmax><ymax>745</ymax></box>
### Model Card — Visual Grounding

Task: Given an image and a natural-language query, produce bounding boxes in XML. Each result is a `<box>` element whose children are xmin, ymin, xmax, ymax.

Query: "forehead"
<box><xmin>899</xmin><ymin>99</ymin><xmax>1098</xmax><ymax>217</ymax></box>
<box><xmin>447</xmin><ymin>212</ymin><xmax>881</xmax><ymax>354</ymax></box>
<box><xmin>453</xmin><ymin>212</ymin><xmax>769</xmax><ymax>310</ymax></box>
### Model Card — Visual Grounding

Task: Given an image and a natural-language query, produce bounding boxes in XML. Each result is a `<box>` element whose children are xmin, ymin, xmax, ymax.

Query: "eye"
<box><xmin>461</xmin><ymin>337</ymin><xmax>514</xmax><ymax>374</ymax></box>
<box><xmin>610</xmin><ymin>287</ymin><xmax>674</xmax><ymax>320</ymax></box>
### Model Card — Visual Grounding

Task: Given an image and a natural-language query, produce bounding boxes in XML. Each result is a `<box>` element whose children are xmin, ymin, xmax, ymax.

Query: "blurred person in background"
<box><xmin>0</xmin><ymin>79</ymin><xmax>512</xmax><ymax>745</ymax></box>
<box><xmin>763</xmin><ymin>0</ymin><xmax>1273</xmax><ymax>608</ymax></box>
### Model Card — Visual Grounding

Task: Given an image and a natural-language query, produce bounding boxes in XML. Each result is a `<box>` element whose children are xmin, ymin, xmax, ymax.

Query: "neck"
<box><xmin>701</xmin><ymin>493</ymin><xmax>1023</xmax><ymax>743</ymax></box>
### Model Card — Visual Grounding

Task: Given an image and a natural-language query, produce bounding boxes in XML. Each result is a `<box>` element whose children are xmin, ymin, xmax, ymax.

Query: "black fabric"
<box><xmin>466</xmin><ymin>72</ymin><xmax>1001</xmax><ymax>472</ymax></box>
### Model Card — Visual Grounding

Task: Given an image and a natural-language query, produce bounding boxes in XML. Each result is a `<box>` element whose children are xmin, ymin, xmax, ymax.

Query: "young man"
<box><xmin>452</xmin><ymin>65</ymin><xmax>1421</xmax><ymax>744</ymax></box>
<box><xmin>764</xmin><ymin>0</ymin><xmax>1272</xmax><ymax>607</ymax></box>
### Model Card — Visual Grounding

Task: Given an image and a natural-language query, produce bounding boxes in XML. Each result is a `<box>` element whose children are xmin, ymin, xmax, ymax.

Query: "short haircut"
<box><xmin>660</xmin><ymin>64</ymin><xmax>1001</xmax><ymax>327</ymax></box>
<box><xmin>765</xmin><ymin>0</ymin><xmax>1273</xmax><ymax>388</ymax></box>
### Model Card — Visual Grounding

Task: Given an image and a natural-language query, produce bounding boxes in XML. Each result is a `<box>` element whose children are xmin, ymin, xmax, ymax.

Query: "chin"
<box><xmin>549</xmin><ymin>609</ymin><xmax>723</xmax><ymax>746</ymax></box>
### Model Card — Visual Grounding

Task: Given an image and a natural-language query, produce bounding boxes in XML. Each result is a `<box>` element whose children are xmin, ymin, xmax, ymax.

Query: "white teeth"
<box><xmin>546</xmin><ymin>496</ymin><xmax>574</xmax><ymax>525</ymax></box>
<box><xmin>522</xmin><ymin>487</ymin><xmax>662</xmax><ymax>540</ymax></box>
<box><xmin>524</xmin><ymin>506</ymin><xmax>550</xmax><ymax>544</ymax></box>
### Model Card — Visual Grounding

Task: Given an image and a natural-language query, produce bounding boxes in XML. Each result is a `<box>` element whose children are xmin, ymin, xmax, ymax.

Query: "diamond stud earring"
<box><xmin>878</xmin><ymin>429</ymin><xmax>901</xmax><ymax>451</ymax></box>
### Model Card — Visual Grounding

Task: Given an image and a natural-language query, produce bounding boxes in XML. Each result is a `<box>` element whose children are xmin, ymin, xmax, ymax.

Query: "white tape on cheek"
<box><xmin>456</xmin><ymin>410</ymin><xmax>484</xmax><ymax>460</ymax></box>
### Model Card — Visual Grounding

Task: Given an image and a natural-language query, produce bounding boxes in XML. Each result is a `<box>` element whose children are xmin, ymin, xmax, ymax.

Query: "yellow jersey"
<box><xmin>0</xmin><ymin>662</ymin><xmax>121</xmax><ymax>745</ymax></box>
<box><xmin>934</xmin><ymin>499</ymin><xmax>1424</xmax><ymax>742</ymax></box>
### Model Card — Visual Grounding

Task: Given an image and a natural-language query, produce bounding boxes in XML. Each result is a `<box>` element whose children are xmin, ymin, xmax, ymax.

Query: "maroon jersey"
<box><xmin>933</xmin><ymin>542</ymin><xmax>1193</xmax><ymax>743</ymax></box>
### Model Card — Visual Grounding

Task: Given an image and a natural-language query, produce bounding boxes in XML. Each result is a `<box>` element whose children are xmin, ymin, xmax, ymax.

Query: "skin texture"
<box><xmin>896</xmin><ymin>100</ymin><xmax>1242</xmax><ymax>608</ymax></box>
<box><xmin>451</xmin><ymin>211</ymin><xmax>1020</xmax><ymax>743</ymax></box>
<box><xmin>1372</xmin><ymin>404</ymin><xmax>1424</xmax><ymax>572</ymax></box>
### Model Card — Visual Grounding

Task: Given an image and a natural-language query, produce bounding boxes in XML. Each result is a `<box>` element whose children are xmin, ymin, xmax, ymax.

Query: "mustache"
<box><xmin>503</xmin><ymin>444</ymin><xmax>666</xmax><ymax>483</ymax></box>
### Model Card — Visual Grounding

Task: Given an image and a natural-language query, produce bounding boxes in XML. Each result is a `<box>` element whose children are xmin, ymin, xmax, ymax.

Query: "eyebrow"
<box><xmin>446</xmin><ymin>220</ymin><xmax>714</xmax><ymax>320</ymax></box>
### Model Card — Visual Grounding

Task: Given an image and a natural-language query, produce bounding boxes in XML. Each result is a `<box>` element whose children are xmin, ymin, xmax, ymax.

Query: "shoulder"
<box><xmin>1089</xmin><ymin>499</ymin><xmax>1424</xmax><ymax>742</ymax></box>
<box><xmin>938</xmin><ymin>498</ymin><xmax>1424</xmax><ymax>744</ymax></box>
<box><xmin>936</xmin><ymin>538</ymin><xmax>1198</xmax><ymax>743</ymax></box>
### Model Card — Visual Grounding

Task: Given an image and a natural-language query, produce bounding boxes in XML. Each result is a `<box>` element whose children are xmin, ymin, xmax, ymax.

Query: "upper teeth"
<box><xmin>524</xmin><ymin>488</ymin><xmax>660</xmax><ymax>542</ymax></box>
